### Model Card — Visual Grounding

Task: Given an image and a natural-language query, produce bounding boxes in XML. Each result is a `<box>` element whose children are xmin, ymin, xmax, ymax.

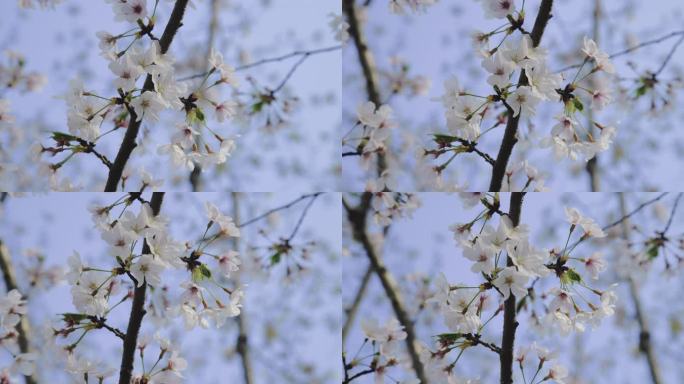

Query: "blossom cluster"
<box><xmin>38</xmin><ymin>1</ymin><xmax>240</xmax><ymax>189</ymax></box>
<box><xmin>55</xmin><ymin>195</ymin><xmax>243</xmax><ymax>379</ymax></box>
<box><xmin>17</xmin><ymin>0</ymin><xmax>63</xmax><ymax>9</ymax></box>
<box><xmin>0</xmin><ymin>290</ymin><xmax>37</xmax><ymax>380</ymax></box>
<box><xmin>423</xmin><ymin>2</ymin><xmax>618</xmax><ymax>186</ymax></box>
<box><xmin>416</xmin><ymin>194</ymin><xmax>616</xmax><ymax>382</ymax></box>
<box><xmin>370</xmin><ymin>192</ymin><xmax>421</xmax><ymax>226</ymax></box>
<box><xmin>388</xmin><ymin>0</ymin><xmax>438</xmax><ymax>14</ymax></box>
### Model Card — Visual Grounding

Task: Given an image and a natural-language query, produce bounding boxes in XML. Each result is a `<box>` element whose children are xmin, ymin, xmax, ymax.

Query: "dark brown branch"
<box><xmin>489</xmin><ymin>0</ymin><xmax>554</xmax><ymax>191</ymax></box>
<box><xmin>343</xmin><ymin>0</ymin><xmax>387</xmax><ymax>178</ymax></box>
<box><xmin>0</xmin><ymin>241</ymin><xmax>37</xmax><ymax>384</ymax></box>
<box><xmin>500</xmin><ymin>192</ymin><xmax>525</xmax><ymax>384</ymax></box>
<box><xmin>118</xmin><ymin>192</ymin><xmax>165</xmax><ymax>384</ymax></box>
<box><xmin>618</xmin><ymin>194</ymin><xmax>663</xmax><ymax>384</ymax></box>
<box><xmin>105</xmin><ymin>0</ymin><xmax>190</xmax><ymax>191</ymax></box>
<box><xmin>344</xmin><ymin>193</ymin><xmax>428</xmax><ymax>383</ymax></box>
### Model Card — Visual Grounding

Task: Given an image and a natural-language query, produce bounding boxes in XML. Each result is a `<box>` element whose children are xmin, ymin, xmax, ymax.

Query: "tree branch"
<box><xmin>189</xmin><ymin>0</ymin><xmax>221</xmax><ymax>192</ymax></box>
<box><xmin>237</xmin><ymin>193</ymin><xmax>323</xmax><ymax>228</ymax></box>
<box><xmin>0</xmin><ymin>241</ymin><xmax>36</xmax><ymax>384</ymax></box>
<box><xmin>343</xmin><ymin>0</ymin><xmax>387</xmax><ymax>178</ymax></box>
<box><xmin>342</xmin><ymin>263</ymin><xmax>373</xmax><ymax>345</ymax></box>
<box><xmin>118</xmin><ymin>192</ymin><xmax>165</xmax><ymax>384</ymax></box>
<box><xmin>585</xmin><ymin>0</ymin><xmax>601</xmax><ymax>191</ymax></box>
<box><xmin>617</xmin><ymin>193</ymin><xmax>663</xmax><ymax>384</ymax></box>
<box><xmin>500</xmin><ymin>192</ymin><xmax>525</xmax><ymax>384</ymax></box>
<box><xmin>230</xmin><ymin>192</ymin><xmax>254</xmax><ymax>384</ymax></box>
<box><xmin>489</xmin><ymin>0</ymin><xmax>554</xmax><ymax>191</ymax></box>
<box><xmin>344</xmin><ymin>193</ymin><xmax>428</xmax><ymax>383</ymax></box>
<box><xmin>105</xmin><ymin>0</ymin><xmax>190</xmax><ymax>191</ymax></box>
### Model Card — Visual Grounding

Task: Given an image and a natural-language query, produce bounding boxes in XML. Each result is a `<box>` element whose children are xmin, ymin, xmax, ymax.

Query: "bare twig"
<box><xmin>342</xmin><ymin>264</ymin><xmax>373</xmax><ymax>344</ymax></box>
<box><xmin>189</xmin><ymin>0</ymin><xmax>222</xmax><ymax>191</ymax></box>
<box><xmin>238</xmin><ymin>193</ymin><xmax>323</xmax><ymax>228</ymax></box>
<box><xmin>231</xmin><ymin>193</ymin><xmax>254</xmax><ymax>384</ymax></box>
<box><xmin>178</xmin><ymin>46</ymin><xmax>341</xmax><ymax>82</ymax></box>
<box><xmin>344</xmin><ymin>193</ymin><xmax>428</xmax><ymax>383</ymax></box>
<box><xmin>617</xmin><ymin>193</ymin><xmax>663</xmax><ymax>384</ymax></box>
<box><xmin>585</xmin><ymin>0</ymin><xmax>602</xmax><ymax>191</ymax></box>
<box><xmin>557</xmin><ymin>30</ymin><xmax>684</xmax><ymax>72</ymax></box>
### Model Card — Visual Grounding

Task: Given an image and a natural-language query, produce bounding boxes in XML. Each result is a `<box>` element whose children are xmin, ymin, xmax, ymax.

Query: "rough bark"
<box><xmin>489</xmin><ymin>0</ymin><xmax>554</xmax><ymax>191</ymax></box>
<box><xmin>105</xmin><ymin>0</ymin><xmax>191</xmax><ymax>191</ymax></box>
<box><xmin>344</xmin><ymin>194</ymin><xmax>427</xmax><ymax>383</ymax></box>
<box><xmin>118</xmin><ymin>192</ymin><xmax>165</xmax><ymax>384</ymax></box>
<box><xmin>342</xmin><ymin>0</ymin><xmax>387</xmax><ymax>178</ymax></box>
<box><xmin>500</xmin><ymin>192</ymin><xmax>525</xmax><ymax>384</ymax></box>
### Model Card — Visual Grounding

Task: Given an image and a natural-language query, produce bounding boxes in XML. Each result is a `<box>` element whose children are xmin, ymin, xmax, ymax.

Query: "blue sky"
<box><xmin>0</xmin><ymin>192</ymin><xmax>342</xmax><ymax>383</ymax></box>
<box><xmin>342</xmin><ymin>0</ymin><xmax>684</xmax><ymax>191</ymax></box>
<box><xmin>343</xmin><ymin>192</ymin><xmax>684</xmax><ymax>383</ymax></box>
<box><xmin>0</xmin><ymin>0</ymin><xmax>341</xmax><ymax>192</ymax></box>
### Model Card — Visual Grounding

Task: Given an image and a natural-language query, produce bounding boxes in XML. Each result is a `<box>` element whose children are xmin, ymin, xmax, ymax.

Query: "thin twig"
<box><xmin>344</xmin><ymin>193</ymin><xmax>428</xmax><ymax>383</ymax></box>
<box><xmin>618</xmin><ymin>193</ymin><xmax>663</xmax><ymax>384</ymax></box>
<box><xmin>231</xmin><ymin>193</ymin><xmax>254</xmax><ymax>384</ymax></box>
<box><xmin>178</xmin><ymin>46</ymin><xmax>341</xmax><ymax>81</ymax></box>
<box><xmin>238</xmin><ymin>193</ymin><xmax>323</xmax><ymax>228</ymax></box>
<box><xmin>342</xmin><ymin>264</ymin><xmax>373</xmax><ymax>344</ymax></box>
<box><xmin>662</xmin><ymin>192</ymin><xmax>683</xmax><ymax>234</ymax></box>
<box><xmin>557</xmin><ymin>30</ymin><xmax>684</xmax><ymax>72</ymax></box>
<box><xmin>189</xmin><ymin>0</ymin><xmax>222</xmax><ymax>191</ymax></box>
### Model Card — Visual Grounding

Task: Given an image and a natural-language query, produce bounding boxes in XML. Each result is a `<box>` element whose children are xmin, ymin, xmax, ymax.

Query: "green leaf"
<box><xmin>251</xmin><ymin>101</ymin><xmax>264</xmax><ymax>113</ymax></box>
<box><xmin>51</xmin><ymin>131</ymin><xmax>80</xmax><ymax>143</ymax></box>
<box><xmin>561</xmin><ymin>268</ymin><xmax>582</xmax><ymax>285</ymax></box>
<box><xmin>572</xmin><ymin>98</ymin><xmax>584</xmax><ymax>112</ymax></box>
<box><xmin>432</xmin><ymin>134</ymin><xmax>459</xmax><ymax>145</ymax></box>
<box><xmin>635</xmin><ymin>84</ymin><xmax>648</xmax><ymax>98</ymax></box>
<box><xmin>187</xmin><ymin>108</ymin><xmax>205</xmax><ymax>124</ymax></box>
<box><xmin>435</xmin><ymin>333</ymin><xmax>464</xmax><ymax>344</ymax></box>
<box><xmin>270</xmin><ymin>252</ymin><xmax>282</xmax><ymax>266</ymax></box>
<box><xmin>646</xmin><ymin>244</ymin><xmax>659</xmax><ymax>260</ymax></box>
<box><xmin>61</xmin><ymin>313</ymin><xmax>90</xmax><ymax>323</ymax></box>
<box><xmin>192</xmin><ymin>263</ymin><xmax>212</xmax><ymax>282</ymax></box>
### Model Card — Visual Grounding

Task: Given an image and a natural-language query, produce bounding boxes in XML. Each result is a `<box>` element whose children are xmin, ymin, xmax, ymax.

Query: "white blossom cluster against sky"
<box><xmin>0</xmin><ymin>0</ymin><xmax>341</xmax><ymax>192</ymax></box>
<box><xmin>343</xmin><ymin>192</ymin><xmax>684</xmax><ymax>383</ymax></box>
<box><xmin>0</xmin><ymin>192</ymin><xmax>341</xmax><ymax>383</ymax></box>
<box><xmin>342</xmin><ymin>0</ymin><xmax>684</xmax><ymax>191</ymax></box>
<box><xmin>1</xmin><ymin>0</ymin><xmax>684</xmax><ymax>384</ymax></box>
